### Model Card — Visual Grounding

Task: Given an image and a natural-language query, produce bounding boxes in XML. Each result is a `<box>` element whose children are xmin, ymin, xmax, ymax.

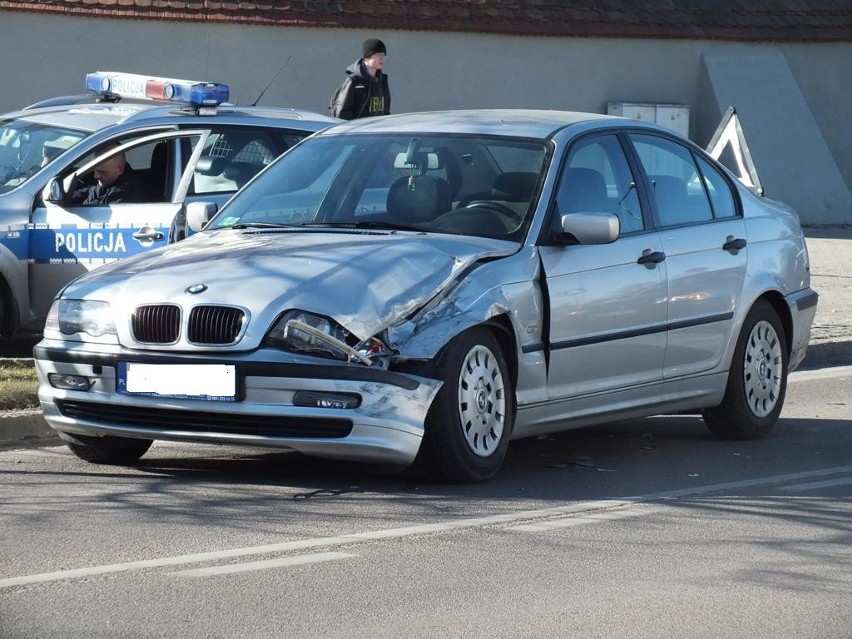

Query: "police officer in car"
<box><xmin>71</xmin><ymin>144</ymin><xmax>146</xmax><ymax>205</ymax></box>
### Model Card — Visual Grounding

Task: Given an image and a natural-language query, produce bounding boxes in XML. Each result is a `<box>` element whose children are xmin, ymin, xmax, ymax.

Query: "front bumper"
<box><xmin>34</xmin><ymin>340</ymin><xmax>441</xmax><ymax>466</ymax></box>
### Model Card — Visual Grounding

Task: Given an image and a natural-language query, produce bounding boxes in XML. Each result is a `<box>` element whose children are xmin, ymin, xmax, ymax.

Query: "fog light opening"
<box><xmin>293</xmin><ymin>391</ymin><xmax>361</xmax><ymax>409</ymax></box>
<box><xmin>48</xmin><ymin>373</ymin><xmax>94</xmax><ymax>391</ymax></box>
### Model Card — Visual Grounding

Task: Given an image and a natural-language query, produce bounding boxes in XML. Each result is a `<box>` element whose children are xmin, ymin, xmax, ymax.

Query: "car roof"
<box><xmin>322</xmin><ymin>109</ymin><xmax>629</xmax><ymax>139</ymax></box>
<box><xmin>3</xmin><ymin>100</ymin><xmax>338</xmax><ymax>134</ymax></box>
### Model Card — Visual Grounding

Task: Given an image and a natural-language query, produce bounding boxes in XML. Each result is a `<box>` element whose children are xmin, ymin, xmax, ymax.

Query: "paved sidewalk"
<box><xmin>802</xmin><ymin>227</ymin><xmax>852</xmax><ymax>368</ymax></box>
<box><xmin>2</xmin><ymin>227</ymin><xmax>850</xmax><ymax>447</ymax></box>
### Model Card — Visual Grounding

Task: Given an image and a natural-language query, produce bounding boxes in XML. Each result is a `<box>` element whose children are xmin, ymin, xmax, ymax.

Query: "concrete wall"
<box><xmin>0</xmin><ymin>12</ymin><xmax>849</xmax><ymax>225</ymax></box>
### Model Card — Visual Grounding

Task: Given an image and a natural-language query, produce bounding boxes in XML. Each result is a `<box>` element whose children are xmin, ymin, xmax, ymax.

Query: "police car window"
<box><xmin>191</xmin><ymin>128</ymin><xmax>295</xmax><ymax>196</ymax></box>
<box><xmin>0</xmin><ymin>119</ymin><xmax>87</xmax><ymax>193</ymax></box>
<box><xmin>67</xmin><ymin>138</ymin><xmax>170</xmax><ymax>207</ymax></box>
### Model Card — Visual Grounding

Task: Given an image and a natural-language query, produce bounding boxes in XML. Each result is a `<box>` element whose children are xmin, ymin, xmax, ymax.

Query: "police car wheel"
<box><xmin>66</xmin><ymin>434</ymin><xmax>153</xmax><ymax>465</ymax></box>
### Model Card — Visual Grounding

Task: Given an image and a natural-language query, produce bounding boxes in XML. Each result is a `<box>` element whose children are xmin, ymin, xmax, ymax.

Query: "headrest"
<box><xmin>492</xmin><ymin>172</ymin><xmax>538</xmax><ymax>202</ymax></box>
<box><xmin>560</xmin><ymin>168</ymin><xmax>608</xmax><ymax>213</ymax></box>
<box><xmin>387</xmin><ymin>175</ymin><xmax>451</xmax><ymax>222</ymax></box>
<box><xmin>223</xmin><ymin>161</ymin><xmax>261</xmax><ymax>181</ymax></box>
<box><xmin>195</xmin><ymin>157</ymin><xmax>228</xmax><ymax>176</ymax></box>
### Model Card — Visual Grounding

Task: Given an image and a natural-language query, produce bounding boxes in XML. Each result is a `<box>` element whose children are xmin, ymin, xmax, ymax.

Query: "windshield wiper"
<box><xmin>230</xmin><ymin>222</ymin><xmax>299</xmax><ymax>230</ymax></box>
<box><xmin>299</xmin><ymin>221</ymin><xmax>425</xmax><ymax>232</ymax></box>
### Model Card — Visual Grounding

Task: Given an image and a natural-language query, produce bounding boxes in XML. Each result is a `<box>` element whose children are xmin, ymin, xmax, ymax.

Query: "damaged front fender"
<box><xmin>387</xmin><ymin>246</ymin><xmax>543</xmax><ymax>360</ymax></box>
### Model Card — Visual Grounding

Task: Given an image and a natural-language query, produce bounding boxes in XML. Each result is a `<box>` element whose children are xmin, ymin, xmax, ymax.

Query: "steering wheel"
<box><xmin>463</xmin><ymin>200</ymin><xmax>522</xmax><ymax>226</ymax></box>
<box><xmin>432</xmin><ymin>200</ymin><xmax>521</xmax><ymax>237</ymax></box>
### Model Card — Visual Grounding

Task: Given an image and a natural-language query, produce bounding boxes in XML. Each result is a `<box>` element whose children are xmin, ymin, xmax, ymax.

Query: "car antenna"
<box><xmin>250</xmin><ymin>55</ymin><xmax>292</xmax><ymax>107</ymax></box>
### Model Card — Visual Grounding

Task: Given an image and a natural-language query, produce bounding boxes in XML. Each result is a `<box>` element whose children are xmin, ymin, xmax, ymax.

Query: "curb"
<box><xmin>0</xmin><ymin>410</ymin><xmax>59</xmax><ymax>448</ymax></box>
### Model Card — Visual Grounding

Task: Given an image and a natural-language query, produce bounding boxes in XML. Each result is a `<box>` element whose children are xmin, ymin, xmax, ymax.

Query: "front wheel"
<box><xmin>66</xmin><ymin>434</ymin><xmax>153</xmax><ymax>465</ymax></box>
<box><xmin>417</xmin><ymin>327</ymin><xmax>514</xmax><ymax>483</ymax></box>
<box><xmin>702</xmin><ymin>300</ymin><xmax>788</xmax><ymax>440</ymax></box>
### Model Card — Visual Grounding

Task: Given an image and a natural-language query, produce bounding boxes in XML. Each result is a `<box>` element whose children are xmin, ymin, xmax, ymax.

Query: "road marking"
<box><xmin>784</xmin><ymin>476</ymin><xmax>852</xmax><ymax>491</ymax></box>
<box><xmin>174</xmin><ymin>552</ymin><xmax>356</xmax><ymax>577</ymax></box>
<box><xmin>509</xmin><ymin>506</ymin><xmax>654</xmax><ymax>532</ymax></box>
<box><xmin>2</xmin><ymin>464</ymin><xmax>852</xmax><ymax>590</ymax></box>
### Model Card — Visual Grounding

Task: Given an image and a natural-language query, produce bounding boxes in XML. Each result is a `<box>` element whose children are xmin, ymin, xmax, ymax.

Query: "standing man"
<box><xmin>329</xmin><ymin>38</ymin><xmax>391</xmax><ymax>120</ymax></box>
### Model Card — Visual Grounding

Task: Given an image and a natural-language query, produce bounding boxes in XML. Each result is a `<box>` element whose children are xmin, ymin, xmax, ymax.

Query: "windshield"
<box><xmin>210</xmin><ymin>133</ymin><xmax>549</xmax><ymax>240</ymax></box>
<box><xmin>0</xmin><ymin>118</ymin><xmax>88</xmax><ymax>193</ymax></box>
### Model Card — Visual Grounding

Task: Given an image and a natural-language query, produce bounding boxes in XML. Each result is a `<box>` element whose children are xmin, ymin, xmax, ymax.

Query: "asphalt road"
<box><xmin>1</xmin><ymin>366</ymin><xmax>850</xmax><ymax>638</ymax></box>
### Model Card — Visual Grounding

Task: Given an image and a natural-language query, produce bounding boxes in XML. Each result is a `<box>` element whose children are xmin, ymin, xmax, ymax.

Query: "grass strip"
<box><xmin>0</xmin><ymin>360</ymin><xmax>39</xmax><ymax>410</ymax></box>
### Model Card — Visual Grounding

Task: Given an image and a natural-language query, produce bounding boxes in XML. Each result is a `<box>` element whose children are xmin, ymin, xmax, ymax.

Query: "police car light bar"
<box><xmin>85</xmin><ymin>71</ymin><xmax>229</xmax><ymax>108</ymax></box>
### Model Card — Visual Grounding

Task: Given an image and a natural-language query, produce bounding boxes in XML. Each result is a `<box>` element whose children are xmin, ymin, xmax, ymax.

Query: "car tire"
<box><xmin>702</xmin><ymin>300</ymin><xmax>788</xmax><ymax>440</ymax></box>
<box><xmin>417</xmin><ymin>327</ymin><xmax>514</xmax><ymax>483</ymax></box>
<box><xmin>66</xmin><ymin>435</ymin><xmax>153</xmax><ymax>465</ymax></box>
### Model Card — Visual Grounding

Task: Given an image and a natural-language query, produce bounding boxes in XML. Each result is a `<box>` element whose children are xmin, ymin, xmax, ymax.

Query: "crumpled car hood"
<box><xmin>67</xmin><ymin>229</ymin><xmax>517</xmax><ymax>341</ymax></box>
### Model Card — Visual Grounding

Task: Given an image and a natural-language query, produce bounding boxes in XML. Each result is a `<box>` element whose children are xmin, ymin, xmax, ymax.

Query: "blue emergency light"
<box><xmin>85</xmin><ymin>71</ymin><xmax>229</xmax><ymax>109</ymax></box>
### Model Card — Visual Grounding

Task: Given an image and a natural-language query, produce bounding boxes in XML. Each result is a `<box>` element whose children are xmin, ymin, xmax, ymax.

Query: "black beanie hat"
<box><xmin>362</xmin><ymin>38</ymin><xmax>387</xmax><ymax>58</ymax></box>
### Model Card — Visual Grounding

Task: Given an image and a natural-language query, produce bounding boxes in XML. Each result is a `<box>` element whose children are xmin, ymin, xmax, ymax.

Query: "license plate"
<box><xmin>117</xmin><ymin>362</ymin><xmax>236</xmax><ymax>401</ymax></box>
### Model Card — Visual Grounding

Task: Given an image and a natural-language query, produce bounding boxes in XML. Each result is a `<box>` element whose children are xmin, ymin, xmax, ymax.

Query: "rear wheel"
<box><xmin>66</xmin><ymin>435</ymin><xmax>153</xmax><ymax>465</ymax></box>
<box><xmin>702</xmin><ymin>300</ymin><xmax>787</xmax><ymax>440</ymax></box>
<box><xmin>417</xmin><ymin>327</ymin><xmax>514</xmax><ymax>483</ymax></box>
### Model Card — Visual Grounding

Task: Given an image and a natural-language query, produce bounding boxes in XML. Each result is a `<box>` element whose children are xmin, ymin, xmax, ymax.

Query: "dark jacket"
<box><xmin>330</xmin><ymin>60</ymin><xmax>391</xmax><ymax>120</ymax></box>
<box><xmin>72</xmin><ymin>165</ymin><xmax>147</xmax><ymax>206</ymax></box>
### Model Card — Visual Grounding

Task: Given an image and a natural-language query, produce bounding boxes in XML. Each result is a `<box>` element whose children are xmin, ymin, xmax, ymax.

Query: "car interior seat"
<box><xmin>195</xmin><ymin>157</ymin><xmax>228</xmax><ymax>176</ymax></box>
<box><xmin>648</xmin><ymin>174</ymin><xmax>690</xmax><ymax>226</ymax></box>
<box><xmin>223</xmin><ymin>161</ymin><xmax>263</xmax><ymax>189</ymax></box>
<box><xmin>147</xmin><ymin>141</ymin><xmax>168</xmax><ymax>201</ymax></box>
<box><xmin>386</xmin><ymin>175</ymin><xmax>453</xmax><ymax>224</ymax></box>
<box><xmin>491</xmin><ymin>171</ymin><xmax>538</xmax><ymax>203</ymax></box>
<box><xmin>558</xmin><ymin>167</ymin><xmax>610</xmax><ymax>214</ymax></box>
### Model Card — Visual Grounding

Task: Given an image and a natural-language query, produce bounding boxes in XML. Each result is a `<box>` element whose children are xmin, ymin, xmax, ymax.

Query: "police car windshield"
<box><xmin>0</xmin><ymin>119</ymin><xmax>88</xmax><ymax>193</ymax></box>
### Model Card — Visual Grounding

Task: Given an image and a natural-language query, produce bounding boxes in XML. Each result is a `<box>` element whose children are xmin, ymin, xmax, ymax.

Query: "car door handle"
<box><xmin>637</xmin><ymin>249</ymin><xmax>666</xmax><ymax>265</ymax></box>
<box><xmin>723</xmin><ymin>236</ymin><xmax>747</xmax><ymax>252</ymax></box>
<box><xmin>132</xmin><ymin>228</ymin><xmax>165</xmax><ymax>242</ymax></box>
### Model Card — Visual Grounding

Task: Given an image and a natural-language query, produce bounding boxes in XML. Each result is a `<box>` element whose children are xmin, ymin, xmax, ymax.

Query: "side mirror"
<box><xmin>560</xmin><ymin>212</ymin><xmax>620</xmax><ymax>245</ymax></box>
<box><xmin>43</xmin><ymin>178</ymin><xmax>66</xmax><ymax>204</ymax></box>
<box><xmin>186</xmin><ymin>201</ymin><xmax>218</xmax><ymax>233</ymax></box>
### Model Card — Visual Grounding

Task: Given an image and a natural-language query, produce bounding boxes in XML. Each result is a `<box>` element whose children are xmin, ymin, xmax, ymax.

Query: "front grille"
<box><xmin>57</xmin><ymin>400</ymin><xmax>353</xmax><ymax>439</ymax></box>
<box><xmin>132</xmin><ymin>305</ymin><xmax>180</xmax><ymax>343</ymax></box>
<box><xmin>189</xmin><ymin>306</ymin><xmax>245</xmax><ymax>344</ymax></box>
<box><xmin>130</xmin><ymin>304</ymin><xmax>245</xmax><ymax>345</ymax></box>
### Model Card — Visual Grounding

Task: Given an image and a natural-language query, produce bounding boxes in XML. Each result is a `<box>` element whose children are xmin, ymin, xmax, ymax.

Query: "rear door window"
<box><xmin>191</xmin><ymin>127</ymin><xmax>302</xmax><ymax>195</ymax></box>
<box><xmin>629</xmin><ymin>133</ymin><xmax>715</xmax><ymax>227</ymax></box>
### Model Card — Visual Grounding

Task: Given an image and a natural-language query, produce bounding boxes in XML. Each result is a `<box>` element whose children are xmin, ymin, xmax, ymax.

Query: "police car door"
<box><xmin>29</xmin><ymin>129</ymin><xmax>209</xmax><ymax>319</ymax></box>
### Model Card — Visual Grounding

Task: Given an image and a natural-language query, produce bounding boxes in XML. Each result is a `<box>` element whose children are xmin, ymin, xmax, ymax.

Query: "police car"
<box><xmin>0</xmin><ymin>71</ymin><xmax>337</xmax><ymax>340</ymax></box>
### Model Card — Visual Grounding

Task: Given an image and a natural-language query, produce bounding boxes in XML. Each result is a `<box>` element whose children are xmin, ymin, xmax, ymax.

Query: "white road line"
<box><xmin>784</xmin><ymin>476</ymin><xmax>852</xmax><ymax>491</ymax></box>
<box><xmin>2</xmin><ymin>464</ymin><xmax>852</xmax><ymax>590</ymax></box>
<box><xmin>509</xmin><ymin>507</ymin><xmax>654</xmax><ymax>533</ymax></box>
<box><xmin>174</xmin><ymin>552</ymin><xmax>356</xmax><ymax>578</ymax></box>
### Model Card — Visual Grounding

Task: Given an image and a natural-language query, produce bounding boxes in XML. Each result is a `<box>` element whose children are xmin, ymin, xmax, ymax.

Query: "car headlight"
<box><xmin>45</xmin><ymin>299</ymin><xmax>116</xmax><ymax>338</ymax></box>
<box><xmin>264</xmin><ymin>310</ymin><xmax>352</xmax><ymax>360</ymax></box>
<box><xmin>264</xmin><ymin>310</ymin><xmax>391</xmax><ymax>364</ymax></box>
